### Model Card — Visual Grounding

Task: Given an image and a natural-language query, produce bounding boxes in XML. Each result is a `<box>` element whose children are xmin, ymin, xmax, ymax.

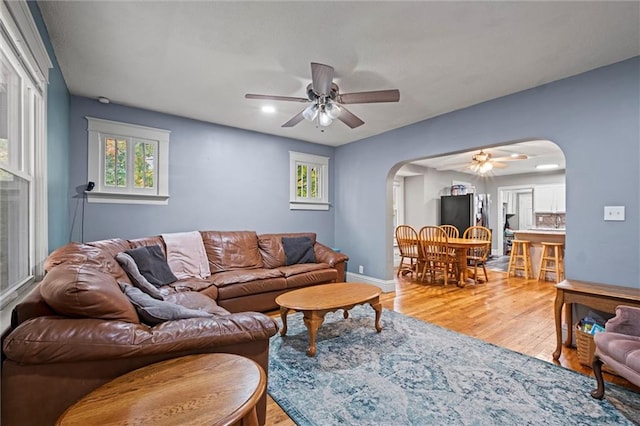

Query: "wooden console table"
<box><xmin>553</xmin><ymin>279</ymin><xmax>640</xmax><ymax>360</ymax></box>
<box><xmin>56</xmin><ymin>353</ymin><xmax>265</xmax><ymax>426</ymax></box>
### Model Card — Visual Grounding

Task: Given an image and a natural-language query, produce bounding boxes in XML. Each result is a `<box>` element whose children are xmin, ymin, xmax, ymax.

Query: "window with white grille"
<box><xmin>0</xmin><ymin>0</ymin><xmax>51</xmax><ymax>307</ymax></box>
<box><xmin>86</xmin><ymin>117</ymin><xmax>170</xmax><ymax>204</ymax></box>
<box><xmin>289</xmin><ymin>151</ymin><xmax>329</xmax><ymax>210</ymax></box>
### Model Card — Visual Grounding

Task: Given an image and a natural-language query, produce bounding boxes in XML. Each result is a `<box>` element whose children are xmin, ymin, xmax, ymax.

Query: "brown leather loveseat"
<box><xmin>1</xmin><ymin>230</ymin><xmax>347</xmax><ymax>425</ymax></box>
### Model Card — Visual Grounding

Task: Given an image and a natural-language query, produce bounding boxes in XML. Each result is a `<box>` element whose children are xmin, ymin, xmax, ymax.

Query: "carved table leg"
<box><xmin>302</xmin><ymin>310</ymin><xmax>326</xmax><ymax>357</ymax></box>
<box><xmin>590</xmin><ymin>355</ymin><xmax>605</xmax><ymax>400</ymax></box>
<box><xmin>279</xmin><ymin>306</ymin><xmax>289</xmax><ymax>337</ymax></box>
<box><xmin>553</xmin><ymin>291</ymin><xmax>564</xmax><ymax>360</ymax></box>
<box><xmin>370</xmin><ymin>298</ymin><xmax>382</xmax><ymax>332</ymax></box>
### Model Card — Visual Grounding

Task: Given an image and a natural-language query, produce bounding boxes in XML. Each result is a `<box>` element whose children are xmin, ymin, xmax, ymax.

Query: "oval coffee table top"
<box><xmin>56</xmin><ymin>353</ymin><xmax>265</xmax><ymax>426</ymax></box>
<box><xmin>275</xmin><ymin>282</ymin><xmax>381</xmax><ymax>311</ymax></box>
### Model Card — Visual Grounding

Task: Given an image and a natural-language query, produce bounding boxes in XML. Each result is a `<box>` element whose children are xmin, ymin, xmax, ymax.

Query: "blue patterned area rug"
<box><xmin>268</xmin><ymin>306</ymin><xmax>640</xmax><ymax>425</ymax></box>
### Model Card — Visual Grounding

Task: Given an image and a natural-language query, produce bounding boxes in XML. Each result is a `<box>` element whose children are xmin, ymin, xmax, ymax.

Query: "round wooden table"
<box><xmin>276</xmin><ymin>282</ymin><xmax>382</xmax><ymax>357</ymax></box>
<box><xmin>56</xmin><ymin>353</ymin><xmax>265</xmax><ymax>426</ymax></box>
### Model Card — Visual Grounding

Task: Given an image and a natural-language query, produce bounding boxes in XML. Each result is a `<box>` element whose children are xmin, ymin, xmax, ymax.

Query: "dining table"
<box><xmin>440</xmin><ymin>237</ymin><xmax>491</xmax><ymax>287</ymax></box>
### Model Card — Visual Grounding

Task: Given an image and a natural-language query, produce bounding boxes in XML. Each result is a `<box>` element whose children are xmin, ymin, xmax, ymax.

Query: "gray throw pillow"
<box><xmin>116</xmin><ymin>252</ymin><xmax>164</xmax><ymax>300</ymax></box>
<box><xmin>119</xmin><ymin>283</ymin><xmax>214</xmax><ymax>325</ymax></box>
<box><xmin>125</xmin><ymin>245</ymin><xmax>177</xmax><ymax>286</ymax></box>
<box><xmin>282</xmin><ymin>236</ymin><xmax>316</xmax><ymax>265</ymax></box>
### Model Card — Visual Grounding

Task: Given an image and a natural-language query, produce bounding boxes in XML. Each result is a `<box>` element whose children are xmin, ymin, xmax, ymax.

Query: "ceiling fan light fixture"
<box><xmin>325</xmin><ymin>101</ymin><xmax>341</xmax><ymax>119</ymax></box>
<box><xmin>478</xmin><ymin>162</ymin><xmax>493</xmax><ymax>174</ymax></box>
<box><xmin>318</xmin><ymin>110</ymin><xmax>333</xmax><ymax>127</ymax></box>
<box><xmin>302</xmin><ymin>104</ymin><xmax>318</xmax><ymax>121</ymax></box>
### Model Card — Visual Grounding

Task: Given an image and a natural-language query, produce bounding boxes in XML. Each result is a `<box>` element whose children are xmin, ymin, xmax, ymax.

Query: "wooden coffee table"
<box><xmin>275</xmin><ymin>282</ymin><xmax>382</xmax><ymax>357</ymax></box>
<box><xmin>55</xmin><ymin>353</ymin><xmax>265</xmax><ymax>426</ymax></box>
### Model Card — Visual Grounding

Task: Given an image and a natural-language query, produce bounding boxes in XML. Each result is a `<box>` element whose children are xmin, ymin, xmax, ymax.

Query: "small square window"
<box><xmin>86</xmin><ymin>117</ymin><xmax>170</xmax><ymax>204</ymax></box>
<box><xmin>290</xmin><ymin>151</ymin><xmax>329</xmax><ymax>210</ymax></box>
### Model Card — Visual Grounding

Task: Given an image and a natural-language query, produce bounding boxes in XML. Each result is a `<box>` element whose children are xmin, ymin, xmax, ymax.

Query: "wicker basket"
<box><xmin>575</xmin><ymin>324</ymin><xmax>596</xmax><ymax>367</ymax></box>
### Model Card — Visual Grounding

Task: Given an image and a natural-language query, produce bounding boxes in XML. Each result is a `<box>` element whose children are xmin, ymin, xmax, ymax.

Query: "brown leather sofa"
<box><xmin>1</xmin><ymin>230</ymin><xmax>348</xmax><ymax>426</ymax></box>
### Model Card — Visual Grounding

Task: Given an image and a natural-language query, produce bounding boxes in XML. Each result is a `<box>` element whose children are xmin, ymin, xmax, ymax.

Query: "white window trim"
<box><xmin>0</xmin><ymin>0</ymin><xmax>50</xmax><ymax>306</ymax></box>
<box><xmin>289</xmin><ymin>151</ymin><xmax>330</xmax><ymax>211</ymax></box>
<box><xmin>86</xmin><ymin>117</ymin><xmax>170</xmax><ymax>205</ymax></box>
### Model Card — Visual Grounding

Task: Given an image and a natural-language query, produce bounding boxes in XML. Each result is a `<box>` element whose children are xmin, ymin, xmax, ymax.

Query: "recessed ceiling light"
<box><xmin>536</xmin><ymin>163</ymin><xmax>559</xmax><ymax>170</ymax></box>
<box><xmin>261</xmin><ymin>106</ymin><xmax>275</xmax><ymax>113</ymax></box>
<box><xmin>97</xmin><ymin>96</ymin><xmax>110</xmax><ymax>104</ymax></box>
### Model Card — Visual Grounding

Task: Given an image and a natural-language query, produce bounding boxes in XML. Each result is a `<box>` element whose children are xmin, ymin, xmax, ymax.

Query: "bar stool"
<box><xmin>537</xmin><ymin>242</ymin><xmax>565</xmax><ymax>282</ymax></box>
<box><xmin>507</xmin><ymin>240</ymin><xmax>533</xmax><ymax>279</ymax></box>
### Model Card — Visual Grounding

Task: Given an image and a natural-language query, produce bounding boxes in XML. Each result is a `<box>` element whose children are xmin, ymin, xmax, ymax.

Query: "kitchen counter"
<box><xmin>513</xmin><ymin>229</ymin><xmax>565</xmax><ymax>279</ymax></box>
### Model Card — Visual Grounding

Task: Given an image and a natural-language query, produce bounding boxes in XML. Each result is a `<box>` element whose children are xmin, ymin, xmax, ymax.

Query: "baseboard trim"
<box><xmin>345</xmin><ymin>272</ymin><xmax>396</xmax><ymax>293</ymax></box>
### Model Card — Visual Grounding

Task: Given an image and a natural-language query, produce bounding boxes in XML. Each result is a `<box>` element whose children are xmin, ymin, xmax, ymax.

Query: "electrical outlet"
<box><xmin>604</xmin><ymin>206</ymin><xmax>625</xmax><ymax>221</ymax></box>
<box><xmin>358</xmin><ymin>265</ymin><xmax>364</xmax><ymax>274</ymax></box>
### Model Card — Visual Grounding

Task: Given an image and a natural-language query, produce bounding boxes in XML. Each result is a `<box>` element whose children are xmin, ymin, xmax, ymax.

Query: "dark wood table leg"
<box><xmin>279</xmin><ymin>306</ymin><xmax>289</xmax><ymax>336</ymax></box>
<box><xmin>370</xmin><ymin>297</ymin><xmax>382</xmax><ymax>332</ymax></box>
<box><xmin>553</xmin><ymin>290</ymin><xmax>564</xmax><ymax>360</ymax></box>
<box><xmin>564</xmin><ymin>302</ymin><xmax>573</xmax><ymax>347</ymax></box>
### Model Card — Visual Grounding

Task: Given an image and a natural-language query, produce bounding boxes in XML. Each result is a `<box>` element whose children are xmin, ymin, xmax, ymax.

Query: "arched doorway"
<box><xmin>390</xmin><ymin>139</ymin><xmax>566</xmax><ymax>272</ymax></box>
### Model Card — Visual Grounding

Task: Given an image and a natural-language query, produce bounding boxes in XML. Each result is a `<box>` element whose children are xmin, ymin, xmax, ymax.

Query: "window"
<box><xmin>86</xmin><ymin>117</ymin><xmax>170</xmax><ymax>204</ymax></box>
<box><xmin>289</xmin><ymin>151</ymin><xmax>329</xmax><ymax>210</ymax></box>
<box><xmin>0</xmin><ymin>0</ymin><xmax>51</xmax><ymax>307</ymax></box>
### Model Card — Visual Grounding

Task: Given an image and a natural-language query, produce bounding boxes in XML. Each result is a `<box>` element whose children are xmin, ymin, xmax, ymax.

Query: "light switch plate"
<box><xmin>604</xmin><ymin>206</ymin><xmax>625</xmax><ymax>221</ymax></box>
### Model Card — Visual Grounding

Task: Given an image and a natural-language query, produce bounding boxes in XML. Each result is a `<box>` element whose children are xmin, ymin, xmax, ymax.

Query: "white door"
<box><xmin>518</xmin><ymin>193</ymin><xmax>533</xmax><ymax>230</ymax></box>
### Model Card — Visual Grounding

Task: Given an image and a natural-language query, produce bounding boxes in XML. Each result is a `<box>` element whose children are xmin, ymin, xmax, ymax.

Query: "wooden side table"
<box><xmin>553</xmin><ymin>279</ymin><xmax>640</xmax><ymax>360</ymax></box>
<box><xmin>56</xmin><ymin>353</ymin><xmax>265</xmax><ymax>426</ymax></box>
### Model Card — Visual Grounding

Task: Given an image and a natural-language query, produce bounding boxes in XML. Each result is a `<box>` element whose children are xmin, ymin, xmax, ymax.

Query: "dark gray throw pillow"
<box><xmin>119</xmin><ymin>283</ymin><xmax>213</xmax><ymax>325</ymax></box>
<box><xmin>115</xmin><ymin>252</ymin><xmax>164</xmax><ymax>300</ymax></box>
<box><xmin>125</xmin><ymin>245</ymin><xmax>177</xmax><ymax>286</ymax></box>
<box><xmin>282</xmin><ymin>236</ymin><xmax>316</xmax><ymax>265</ymax></box>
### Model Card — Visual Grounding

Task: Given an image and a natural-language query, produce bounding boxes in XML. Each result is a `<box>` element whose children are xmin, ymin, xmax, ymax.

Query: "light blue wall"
<box><xmin>68</xmin><ymin>96</ymin><xmax>336</xmax><ymax>245</ymax></box>
<box><xmin>28</xmin><ymin>1</ymin><xmax>70</xmax><ymax>252</ymax></box>
<box><xmin>335</xmin><ymin>58</ymin><xmax>640</xmax><ymax>288</ymax></box>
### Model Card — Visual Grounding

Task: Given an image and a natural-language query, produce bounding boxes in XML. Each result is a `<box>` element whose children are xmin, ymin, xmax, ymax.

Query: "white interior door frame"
<box><xmin>496</xmin><ymin>185</ymin><xmax>534</xmax><ymax>256</ymax></box>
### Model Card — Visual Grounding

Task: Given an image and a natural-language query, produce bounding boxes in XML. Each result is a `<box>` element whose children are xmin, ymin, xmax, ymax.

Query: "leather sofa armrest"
<box><xmin>3</xmin><ymin>312</ymin><xmax>278</xmax><ymax>365</ymax></box>
<box><xmin>605</xmin><ymin>305</ymin><xmax>640</xmax><ymax>336</ymax></box>
<box><xmin>314</xmin><ymin>242</ymin><xmax>349</xmax><ymax>267</ymax></box>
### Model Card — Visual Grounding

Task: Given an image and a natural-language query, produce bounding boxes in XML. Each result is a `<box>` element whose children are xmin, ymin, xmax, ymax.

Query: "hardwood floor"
<box><xmin>265</xmin><ymin>269</ymin><xmax>639</xmax><ymax>425</ymax></box>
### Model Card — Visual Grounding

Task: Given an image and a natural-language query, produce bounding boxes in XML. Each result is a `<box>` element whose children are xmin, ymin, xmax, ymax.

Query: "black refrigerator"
<box><xmin>440</xmin><ymin>193</ymin><xmax>491</xmax><ymax>234</ymax></box>
<box><xmin>440</xmin><ymin>194</ymin><xmax>474</xmax><ymax>236</ymax></box>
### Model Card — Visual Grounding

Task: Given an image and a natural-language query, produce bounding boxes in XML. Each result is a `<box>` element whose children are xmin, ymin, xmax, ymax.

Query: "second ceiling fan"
<box><xmin>245</xmin><ymin>62</ymin><xmax>400</xmax><ymax>129</ymax></box>
<box><xmin>466</xmin><ymin>150</ymin><xmax>528</xmax><ymax>174</ymax></box>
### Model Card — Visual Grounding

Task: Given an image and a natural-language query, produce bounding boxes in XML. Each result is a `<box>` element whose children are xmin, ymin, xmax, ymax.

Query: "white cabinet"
<box><xmin>534</xmin><ymin>184</ymin><xmax>565</xmax><ymax>213</ymax></box>
<box><xmin>502</xmin><ymin>190</ymin><xmax>516</xmax><ymax>214</ymax></box>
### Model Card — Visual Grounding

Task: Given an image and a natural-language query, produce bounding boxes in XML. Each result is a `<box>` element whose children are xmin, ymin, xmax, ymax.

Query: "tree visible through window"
<box><xmin>134</xmin><ymin>141</ymin><xmax>154</xmax><ymax>188</ymax></box>
<box><xmin>87</xmin><ymin>118</ymin><xmax>170</xmax><ymax>204</ymax></box>
<box><xmin>290</xmin><ymin>151</ymin><xmax>329</xmax><ymax>210</ymax></box>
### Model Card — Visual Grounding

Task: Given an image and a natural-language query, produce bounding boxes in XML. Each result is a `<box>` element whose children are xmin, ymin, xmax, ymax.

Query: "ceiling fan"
<box><xmin>466</xmin><ymin>150</ymin><xmax>528</xmax><ymax>174</ymax></box>
<box><xmin>245</xmin><ymin>62</ymin><xmax>400</xmax><ymax>129</ymax></box>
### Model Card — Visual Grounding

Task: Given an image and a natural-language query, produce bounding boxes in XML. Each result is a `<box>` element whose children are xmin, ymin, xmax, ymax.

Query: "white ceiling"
<box><xmin>398</xmin><ymin>139</ymin><xmax>566</xmax><ymax>177</ymax></box>
<box><xmin>38</xmin><ymin>1</ymin><xmax>639</xmax><ymax>147</ymax></box>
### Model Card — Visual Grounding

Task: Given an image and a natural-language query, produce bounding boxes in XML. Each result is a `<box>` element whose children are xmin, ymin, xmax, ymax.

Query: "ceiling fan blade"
<box><xmin>245</xmin><ymin>94</ymin><xmax>308</xmax><ymax>103</ymax></box>
<box><xmin>338</xmin><ymin>89</ymin><xmax>400</xmax><ymax>104</ymax></box>
<box><xmin>337</xmin><ymin>106</ymin><xmax>365</xmax><ymax>129</ymax></box>
<box><xmin>311</xmin><ymin>62</ymin><xmax>334</xmax><ymax>96</ymax></box>
<box><xmin>492</xmin><ymin>161</ymin><xmax>508</xmax><ymax>169</ymax></box>
<box><xmin>282</xmin><ymin>110</ymin><xmax>306</xmax><ymax>127</ymax></box>
<box><xmin>491</xmin><ymin>154</ymin><xmax>528</xmax><ymax>161</ymax></box>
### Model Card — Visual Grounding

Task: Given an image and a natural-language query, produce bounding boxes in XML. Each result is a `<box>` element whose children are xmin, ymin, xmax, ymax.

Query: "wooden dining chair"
<box><xmin>439</xmin><ymin>224</ymin><xmax>459</xmax><ymax>239</ymax></box>
<box><xmin>418</xmin><ymin>226</ymin><xmax>457</xmax><ymax>285</ymax></box>
<box><xmin>462</xmin><ymin>226</ymin><xmax>492</xmax><ymax>283</ymax></box>
<box><xmin>395</xmin><ymin>225</ymin><xmax>420</xmax><ymax>279</ymax></box>
<box><xmin>439</xmin><ymin>224</ymin><xmax>459</xmax><ymax>259</ymax></box>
